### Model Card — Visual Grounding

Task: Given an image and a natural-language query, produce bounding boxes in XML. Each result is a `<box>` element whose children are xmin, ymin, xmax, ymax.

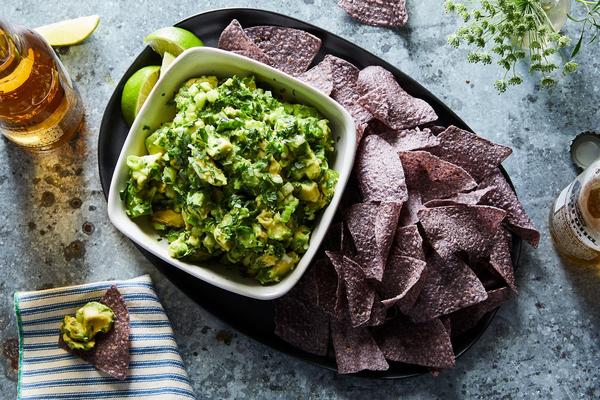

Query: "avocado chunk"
<box><xmin>298</xmin><ymin>181</ymin><xmax>321</xmax><ymax>203</ymax></box>
<box><xmin>207</xmin><ymin>135</ymin><xmax>233</xmax><ymax>159</ymax></box>
<box><xmin>258</xmin><ymin>252</ymin><xmax>299</xmax><ymax>284</ymax></box>
<box><xmin>152</xmin><ymin>209</ymin><xmax>185</xmax><ymax>228</ymax></box>
<box><xmin>60</xmin><ymin>301</ymin><xmax>114</xmax><ymax>351</ymax></box>
<box><xmin>257</xmin><ymin>210</ymin><xmax>291</xmax><ymax>240</ymax></box>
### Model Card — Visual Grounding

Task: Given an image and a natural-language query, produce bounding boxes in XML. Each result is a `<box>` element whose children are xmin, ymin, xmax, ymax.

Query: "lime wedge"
<box><xmin>161</xmin><ymin>52</ymin><xmax>176</xmax><ymax>75</ymax></box>
<box><xmin>121</xmin><ymin>65</ymin><xmax>161</xmax><ymax>126</ymax></box>
<box><xmin>35</xmin><ymin>15</ymin><xmax>100</xmax><ymax>47</ymax></box>
<box><xmin>144</xmin><ymin>27</ymin><xmax>203</xmax><ymax>57</ymax></box>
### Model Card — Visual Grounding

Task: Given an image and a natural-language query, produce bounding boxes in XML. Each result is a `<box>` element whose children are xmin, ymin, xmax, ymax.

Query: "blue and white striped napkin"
<box><xmin>14</xmin><ymin>275</ymin><xmax>196</xmax><ymax>400</ymax></box>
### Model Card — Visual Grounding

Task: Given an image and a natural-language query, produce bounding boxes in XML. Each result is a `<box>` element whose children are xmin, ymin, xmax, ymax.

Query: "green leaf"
<box><xmin>571</xmin><ymin>31</ymin><xmax>584</xmax><ymax>58</ymax></box>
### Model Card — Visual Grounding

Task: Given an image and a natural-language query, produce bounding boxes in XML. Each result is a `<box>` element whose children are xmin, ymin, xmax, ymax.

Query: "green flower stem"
<box><xmin>445</xmin><ymin>0</ymin><xmax>578</xmax><ymax>92</ymax></box>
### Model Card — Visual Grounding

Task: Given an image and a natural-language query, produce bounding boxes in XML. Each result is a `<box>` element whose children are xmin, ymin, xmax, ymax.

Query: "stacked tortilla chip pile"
<box><xmin>218</xmin><ymin>20</ymin><xmax>539</xmax><ymax>375</ymax></box>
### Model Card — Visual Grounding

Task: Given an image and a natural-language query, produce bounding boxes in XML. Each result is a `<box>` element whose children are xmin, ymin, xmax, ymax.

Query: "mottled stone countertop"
<box><xmin>1</xmin><ymin>1</ymin><xmax>599</xmax><ymax>399</ymax></box>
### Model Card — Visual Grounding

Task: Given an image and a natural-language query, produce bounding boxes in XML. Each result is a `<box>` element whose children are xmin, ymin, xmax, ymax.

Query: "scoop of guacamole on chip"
<box><xmin>61</xmin><ymin>301</ymin><xmax>114</xmax><ymax>351</ymax></box>
<box><xmin>122</xmin><ymin>75</ymin><xmax>338</xmax><ymax>284</ymax></box>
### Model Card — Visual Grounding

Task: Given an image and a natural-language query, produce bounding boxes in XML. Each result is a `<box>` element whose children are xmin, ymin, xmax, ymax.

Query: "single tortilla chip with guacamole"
<box><xmin>59</xmin><ymin>286</ymin><xmax>130</xmax><ymax>380</ymax></box>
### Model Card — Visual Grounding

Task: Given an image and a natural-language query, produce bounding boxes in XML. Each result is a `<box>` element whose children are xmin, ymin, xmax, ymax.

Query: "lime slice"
<box><xmin>161</xmin><ymin>52</ymin><xmax>176</xmax><ymax>75</ymax></box>
<box><xmin>144</xmin><ymin>27</ymin><xmax>203</xmax><ymax>57</ymax></box>
<box><xmin>35</xmin><ymin>15</ymin><xmax>100</xmax><ymax>47</ymax></box>
<box><xmin>121</xmin><ymin>65</ymin><xmax>161</xmax><ymax>126</ymax></box>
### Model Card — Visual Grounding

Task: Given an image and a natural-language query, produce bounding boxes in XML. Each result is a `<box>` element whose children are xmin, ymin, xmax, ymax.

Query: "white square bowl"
<box><xmin>107</xmin><ymin>47</ymin><xmax>356</xmax><ymax>300</ymax></box>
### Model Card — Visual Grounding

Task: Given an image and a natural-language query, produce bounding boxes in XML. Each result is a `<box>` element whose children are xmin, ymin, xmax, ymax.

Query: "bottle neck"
<box><xmin>0</xmin><ymin>20</ymin><xmax>21</xmax><ymax>74</ymax></box>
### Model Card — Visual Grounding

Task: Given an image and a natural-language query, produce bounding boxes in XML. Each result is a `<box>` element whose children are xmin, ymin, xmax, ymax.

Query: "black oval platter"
<box><xmin>98</xmin><ymin>8</ymin><xmax>522</xmax><ymax>379</ymax></box>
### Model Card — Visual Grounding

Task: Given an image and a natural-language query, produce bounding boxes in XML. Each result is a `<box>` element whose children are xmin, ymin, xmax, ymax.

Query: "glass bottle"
<box><xmin>549</xmin><ymin>158</ymin><xmax>600</xmax><ymax>267</ymax></box>
<box><xmin>0</xmin><ymin>19</ymin><xmax>83</xmax><ymax>150</ymax></box>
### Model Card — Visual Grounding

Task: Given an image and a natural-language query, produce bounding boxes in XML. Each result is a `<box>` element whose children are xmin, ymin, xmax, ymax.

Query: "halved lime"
<box><xmin>121</xmin><ymin>65</ymin><xmax>161</xmax><ymax>126</ymax></box>
<box><xmin>144</xmin><ymin>27</ymin><xmax>203</xmax><ymax>57</ymax></box>
<box><xmin>35</xmin><ymin>15</ymin><xmax>100</xmax><ymax>47</ymax></box>
<box><xmin>161</xmin><ymin>52</ymin><xmax>176</xmax><ymax>75</ymax></box>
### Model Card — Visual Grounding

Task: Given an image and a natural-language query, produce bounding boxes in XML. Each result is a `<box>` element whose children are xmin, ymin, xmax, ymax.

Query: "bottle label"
<box><xmin>552</xmin><ymin>178</ymin><xmax>600</xmax><ymax>260</ymax></box>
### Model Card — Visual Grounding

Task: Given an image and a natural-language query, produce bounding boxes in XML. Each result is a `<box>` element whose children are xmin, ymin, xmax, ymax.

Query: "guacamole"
<box><xmin>122</xmin><ymin>75</ymin><xmax>338</xmax><ymax>284</ymax></box>
<box><xmin>61</xmin><ymin>301</ymin><xmax>114</xmax><ymax>351</ymax></box>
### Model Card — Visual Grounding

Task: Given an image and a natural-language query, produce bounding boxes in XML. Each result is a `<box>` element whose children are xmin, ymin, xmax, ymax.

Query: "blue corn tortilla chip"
<box><xmin>218</xmin><ymin>20</ymin><xmax>271</xmax><ymax>65</ymax></box>
<box><xmin>381</xmin><ymin>255</ymin><xmax>426</xmax><ymax>309</ymax></box>
<box><xmin>274</xmin><ymin>265</ymin><xmax>330</xmax><ymax>356</ymax></box>
<box><xmin>364</xmin><ymin>296</ymin><xmax>388</xmax><ymax>327</ymax></box>
<box><xmin>407</xmin><ymin>252</ymin><xmax>488</xmax><ymax>323</ymax></box>
<box><xmin>368</xmin><ymin>120</ymin><xmax>440</xmax><ymax>152</ymax></box>
<box><xmin>345</xmin><ymin>202</ymin><xmax>402</xmax><ymax>281</ymax></box>
<box><xmin>399</xmin><ymin>151</ymin><xmax>477</xmax><ymax>203</ymax></box>
<box><xmin>392</xmin><ymin>225</ymin><xmax>425</xmax><ymax>261</ymax></box>
<box><xmin>338</xmin><ymin>0</ymin><xmax>408</xmax><ymax>28</ymax></box>
<box><xmin>340</xmin><ymin>221</ymin><xmax>355</xmax><ymax>255</ymax></box>
<box><xmin>478</xmin><ymin>169</ymin><xmax>540</xmax><ymax>247</ymax></box>
<box><xmin>356</xmin><ymin>135</ymin><xmax>408</xmax><ymax>203</ymax></box>
<box><xmin>244</xmin><ymin>25</ymin><xmax>321</xmax><ymax>76</ymax></box>
<box><xmin>450</xmin><ymin>287</ymin><xmax>511</xmax><ymax>338</ymax></box>
<box><xmin>423</xmin><ymin>186</ymin><xmax>495</xmax><ymax>208</ymax></box>
<box><xmin>440</xmin><ymin>316</ymin><xmax>452</xmax><ymax>339</ymax></box>
<box><xmin>342</xmin><ymin>256</ymin><xmax>375</xmax><ymax>327</ymax></box>
<box><xmin>489</xmin><ymin>229</ymin><xmax>517</xmax><ymax>291</ymax></box>
<box><xmin>418</xmin><ymin>204</ymin><xmax>507</xmax><ymax>260</ymax></box>
<box><xmin>331</xmin><ymin>319</ymin><xmax>389</xmax><ymax>374</ymax></box>
<box><xmin>374</xmin><ymin>316</ymin><xmax>455</xmax><ymax>369</ymax></box>
<box><xmin>428</xmin><ymin>126</ymin><xmax>513</xmax><ymax>183</ymax></box>
<box><xmin>314</xmin><ymin>258</ymin><xmax>338</xmax><ymax>315</ymax></box>
<box><xmin>357</xmin><ymin>66</ymin><xmax>437</xmax><ymax>130</ymax></box>
<box><xmin>397</xmin><ymin>150</ymin><xmax>476</xmax><ymax>226</ymax></box>
<box><xmin>397</xmin><ymin>265</ymin><xmax>429</xmax><ymax>315</ymax></box>
<box><xmin>274</xmin><ymin>296</ymin><xmax>330</xmax><ymax>356</ymax></box>
<box><xmin>325</xmin><ymin>55</ymin><xmax>373</xmax><ymax>142</ymax></box>
<box><xmin>325</xmin><ymin>251</ymin><xmax>350</xmax><ymax>320</ymax></box>
<box><xmin>298</xmin><ymin>57</ymin><xmax>334</xmax><ymax>95</ymax></box>
<box><xmin>399</xmin><ymin>191</ymin><xmax>423</xmax><ymax>226</ymax></box>
<box><xmin>380</xmin><ymin>225</ymin><xmax>426</xmax><ymax>308</ymax></box>
<box><xmin>423</xmin><ymin>124</ymin><xmax>448</xmax><ymax>135</ymax></box>
<box><xmin>59</xmin><ymin>286</ymin><xmax>130</xmax><ymax>380</ymax></box>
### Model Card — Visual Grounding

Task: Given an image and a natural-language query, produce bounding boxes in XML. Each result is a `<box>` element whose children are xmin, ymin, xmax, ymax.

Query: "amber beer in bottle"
<box><xmin>0</xmin><ymin>20</ymin><xmax>83</xmax><ymax>150</ymax></box>
<box><xmin>549</xmin><ymin>158</ymin><xmax>600</xmax><ymax>266</ymax></box>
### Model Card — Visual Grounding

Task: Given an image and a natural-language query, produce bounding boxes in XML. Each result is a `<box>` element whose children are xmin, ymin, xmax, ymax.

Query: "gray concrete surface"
<box><xmin>1</xmin><ymin>1</ymin><xmax>599</xmax><ymax>399</ymax></box>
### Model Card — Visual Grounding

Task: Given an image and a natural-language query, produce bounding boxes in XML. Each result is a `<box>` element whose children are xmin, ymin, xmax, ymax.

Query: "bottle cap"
<box><xmin>570</xmin><ymin>131</ymin><xmax>600</xmax><ymax>171</ymax></box>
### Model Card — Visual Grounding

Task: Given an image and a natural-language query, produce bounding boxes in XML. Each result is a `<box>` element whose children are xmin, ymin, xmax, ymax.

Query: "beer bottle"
<box><xmin>550</xmin><ymin>157</ymin><xmax>600</xmax><ymax>267</ymax></box>
<box><xmin>0</xmin><ymin>19</ymin><xmax>83</xmax><ymax>150</ymax></box>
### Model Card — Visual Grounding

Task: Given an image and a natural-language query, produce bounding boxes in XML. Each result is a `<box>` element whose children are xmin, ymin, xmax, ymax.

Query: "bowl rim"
<box><xmin>107</xmin><ymin>46</ymin><xmax>356</xmax><ymax>300</ymax></box>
